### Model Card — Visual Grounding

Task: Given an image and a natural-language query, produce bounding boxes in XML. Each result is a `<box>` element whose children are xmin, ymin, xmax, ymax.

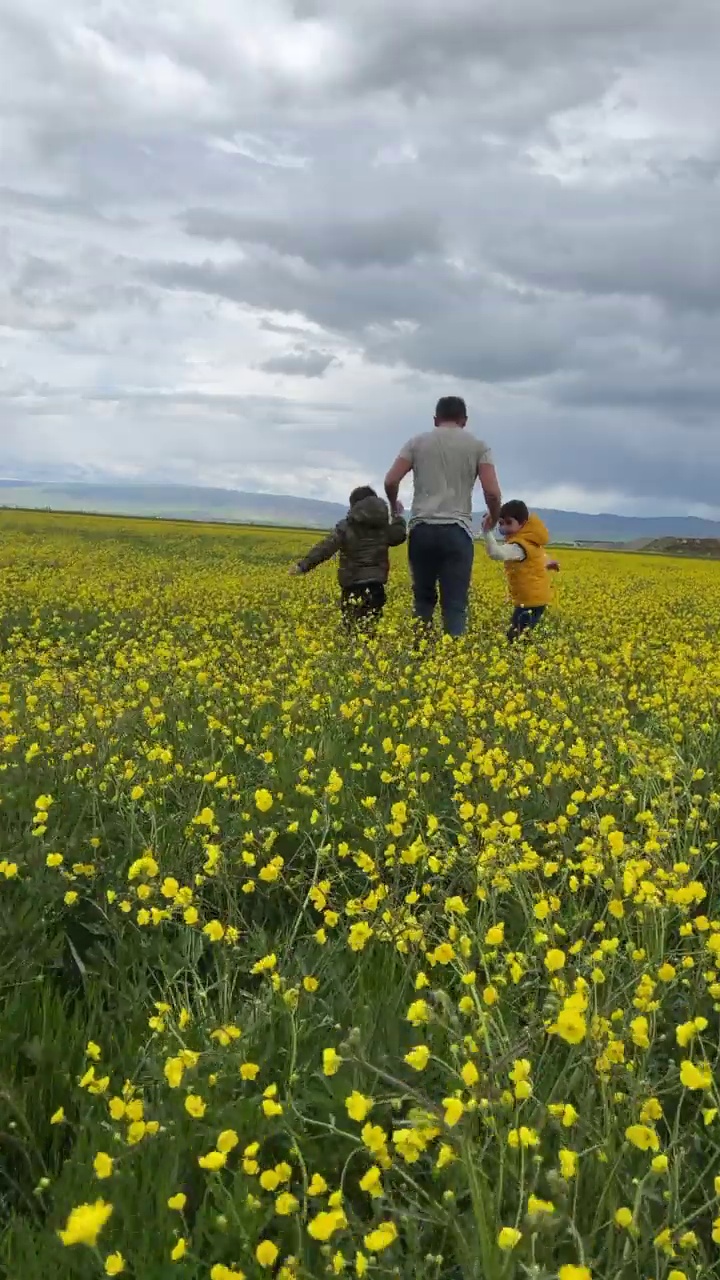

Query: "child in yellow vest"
<box><xmin>482</xmin><ymin>500</ymin><xmax>559</xmax><ymax>641</ymax></box>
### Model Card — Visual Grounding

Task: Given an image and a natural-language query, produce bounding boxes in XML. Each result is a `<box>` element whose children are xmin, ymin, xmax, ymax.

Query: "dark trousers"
<box><xmin>508</xmin><ymin>605</ymin><xmax>546</xmax><ymax>643</ymax></box>
<box><xmin>341</xmin><ymin>582</ymin><xmax>386</xmax><ymax>630</ymax></box>
<box><xmin>408</xmin><ymin>523</ymin><xmax>474</xmax><ymax>637</ymax></box>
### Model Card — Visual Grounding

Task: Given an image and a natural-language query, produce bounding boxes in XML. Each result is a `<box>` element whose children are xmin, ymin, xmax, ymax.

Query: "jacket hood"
<box><xmin>347</xmin><ymin>495</ymin><xmax>390</xmax><ymax>527</ymax></box>
<box><xmin>515</xmin><ymin>512</ymin><xmax>549</xmax><ymax>547</ymax></box>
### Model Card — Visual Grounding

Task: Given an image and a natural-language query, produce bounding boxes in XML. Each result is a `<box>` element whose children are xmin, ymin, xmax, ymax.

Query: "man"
<box><xmin>384</xmin><ymin>395</ymin><xmax>501</xmax><ymax>636</ymax></box>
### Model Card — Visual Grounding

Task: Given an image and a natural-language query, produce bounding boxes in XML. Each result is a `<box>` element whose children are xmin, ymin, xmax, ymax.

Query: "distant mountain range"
<box><xmin>1</xmin><ymin>479</ymin><xmax>720</xmax><ymax>545</ymax></box>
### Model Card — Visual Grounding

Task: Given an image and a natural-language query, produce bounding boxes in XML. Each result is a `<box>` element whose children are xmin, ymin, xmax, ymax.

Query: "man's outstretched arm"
<box><xmin>478</xmin><ymin>461</ymin><xmax>502</xmax><ymax>529</ymax></box>
<box><xmin>384</xmin><ymin>455</ymin><xmax>412</xmax><ymax>516</ymax></box>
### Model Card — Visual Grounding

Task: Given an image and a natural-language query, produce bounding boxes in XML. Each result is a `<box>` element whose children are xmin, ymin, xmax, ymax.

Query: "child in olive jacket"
<box><xmin>291</xmin><ymin>486</ymin><xmax>407</xmax><ymax>627</ymax></box>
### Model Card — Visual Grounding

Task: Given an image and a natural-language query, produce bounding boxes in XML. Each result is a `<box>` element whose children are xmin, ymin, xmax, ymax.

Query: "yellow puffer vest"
<box><xmin>504</xmin><ymin>513</ymin><xmax>552</xmax><ymax>607</ymax></box>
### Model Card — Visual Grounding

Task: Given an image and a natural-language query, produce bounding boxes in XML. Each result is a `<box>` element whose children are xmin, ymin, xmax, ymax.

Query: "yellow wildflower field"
<box><xmin>1</xmin><ymin>508</ymin><xmax>720</xmax><ymax>1280</ymax></box>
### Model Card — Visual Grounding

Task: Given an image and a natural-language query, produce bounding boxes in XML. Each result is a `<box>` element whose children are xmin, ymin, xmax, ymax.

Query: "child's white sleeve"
<box><xmin>483</xmin><ymin>531</ymin><xmax>525</xmax><ymax>562</ymax></box>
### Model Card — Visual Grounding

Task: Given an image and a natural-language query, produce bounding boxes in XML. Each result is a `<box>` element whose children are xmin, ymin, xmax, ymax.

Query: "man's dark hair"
<box><xmin>500</xmin><ymin>499</ymin><xmax>529</xmax><ymax>524</ymax></box>
<box><xmin>349</xmin><ymin>485</ymin><xmax>377</xmax><ymax>506</ymax></box>
<box><xmin>435</xmin><ymin>395</ymin><xmax>467</xmax><ymax>423</ymax></box>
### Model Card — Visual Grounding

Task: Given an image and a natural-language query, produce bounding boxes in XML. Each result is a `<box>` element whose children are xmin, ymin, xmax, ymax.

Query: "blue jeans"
<box><xmin>408</xmin><ymin>522</ymin><xmax>474</xmax><ymax>636</ymax></box>
<box><xmin>508</xmin><ymin>605</ymin><xmax>546</xmax><ymax>643</ymax></box>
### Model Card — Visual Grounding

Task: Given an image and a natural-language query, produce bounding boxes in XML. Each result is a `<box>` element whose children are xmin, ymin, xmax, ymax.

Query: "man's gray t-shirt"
<box><xmin>399</xmin><ymin>427</ymin><xmax>493</xmax><ymax>536</ymax></box>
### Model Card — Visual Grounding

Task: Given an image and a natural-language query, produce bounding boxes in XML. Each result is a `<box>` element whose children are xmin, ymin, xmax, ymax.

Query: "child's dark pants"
<box><xmin>341</xmin><ymin>582</ymin><xmax>386</xmax><ymax>630</ymax></box>
<box><xmin>508</xmin><ymin>605</ymin><xmax>546</xmax><ymax>643</ymax></box>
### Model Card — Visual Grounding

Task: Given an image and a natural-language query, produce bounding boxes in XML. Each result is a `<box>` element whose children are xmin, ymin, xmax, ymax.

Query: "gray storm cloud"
<box><xmin>0</xmin><ymin>0</ymin><xmax>718</xmax><ymax>512</ymax></box>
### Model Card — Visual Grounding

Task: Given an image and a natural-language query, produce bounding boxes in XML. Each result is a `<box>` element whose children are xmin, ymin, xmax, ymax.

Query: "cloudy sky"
<box><xmin>1</xmin><ymin>0</ymin><xmax>719</xmax><ymax>515</ymax></box>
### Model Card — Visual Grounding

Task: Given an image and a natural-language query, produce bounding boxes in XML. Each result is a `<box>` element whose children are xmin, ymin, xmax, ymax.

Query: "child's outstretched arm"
<box><xmin>388</xmin><ymin>511</ymin><xmax>407</xmax><ymax>547</ymax></box>
<box><xmin>482</xmin><ymin>529</ymin><xmax>525</xmax><ymax>562</ymax></box>
<box><xmin>290</xmin><ymin>525</ymin><xmax>343</xmax><ymax>576</ymax></box>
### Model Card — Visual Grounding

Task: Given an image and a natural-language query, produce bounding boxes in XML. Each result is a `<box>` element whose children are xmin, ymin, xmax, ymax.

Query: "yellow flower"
<box><xmin>255</xmin><ymin>789</ymin><xmax>273</xmax><ymax>813</ymax></box>
<box><xmin>93</xmin><ymin>1152</ymin><xmax>114</xmax><ymax>1180</ymax></box>
<box><xmin>50</xmin><ymin>1107</ymin><xmax>65</xmax><ymax>1125</ymax></box>
<box><xmin>461</xmin><ymin>1061</ymin><xmax>479</xmax><ymax>1088</ymax></box>
<box><xmin>654</xmin><ymin>1228</ymin><xmax>674</xmax><ymax>1255</ymax></box>
<box><xmin>216</xmin><ymin>1129</ymin><xmax>239</xmax><ymax>1153</ymax></box>
<box><xmin>170</xmin><ymin>1238</ymin><xmax>187</xmax><ymax>1261</ymax></box>
<box><xmin>363</xmin><ymin>1221</ymin><xmax>397</xmax><ymax>1253</ymax></box>
<box><xmin>680</xmin><ymin>1059</ymin><xmax>712</xmax><ymax>1090</ymax></box>
<box><xmin>551</xmin><ymin>1006</ymin><xmax>587</xmax><ymax>1045</ymax></box>
<box><xmin>544</xmin><ymin>948</ymin><xmax>566</xmax><ymax>973</ymax></box>
<box><xmin>348</xmin><ymin>922</ymin><xmax>373</xmax><ymax>952</ymax></box>
<box><xmin>59</xmin><ymin>1200</ymin><xmax>113</xmax><ymax>1247</ymax></box>
<box><xmin>323</xmin><ymin>1048</ymin><xmax>342</xmax><ymax>1077</ymax></box>
<box><xmin>105</xmin><ymin>1254</ymin><xmax>125</xmax><ymax>1276</ymax></box>
<box><xmin>640</xmin><ymin>1097</ymin><xmax>663</xmax><ymax>1123</ymax></box>
<box><xmin>199</xmin><ymin>1151</ymin><xmax>227</xmax><ymax>1171</ymax></box>
<box><xmin>508</xmin><ymin>1126</ymin><xmax>539</xmax><ymax>1149</ymax></box>
<box><xmin>528</xmin><ymin>1195</ymin><xmax>554</xmax><ymax>1215</ymax></box>
<box><xmin>240</xmin><ymin>1062</ymin><xmax>260</xmax><ymax>1080</ymax></box>
<box><xmin>485</xmin><ymin>924</ymin><xmax>505</xmax><ymax>947</ymax></box>
<box><xmin>184</xmin><ymin>1094</ymin><xmax>206</xmax><ymax>1118</ymax></box>
<box><xmin>359</xmin><ymin>1165</ymin><xmax>383</xmax><ymax>1197</ymax></box>
<box><xmin>256</xmin><ymin>1241</ymin><xmax>279</xmax><ymax>1268</ymax></box>
<box><xmin>443</xmin><ymin>1097</ymin><xmax>465</xmax><ymax>1127</ymax></box>
<box><xmin>406</xmin><ymin>999</ymin><xmax>430</xmax><ymax>1026</ymax></box>
<box><xmin>630</xmin><ymin>1016</ymin><xmax>650</xmax><ymax>1048</ymax></box>
<box><xmin>308</xmin><ymin>1210</ymin><xmax>347</xmax><ymax>1242</ymax></box>
<box><xmin>308</xmin><ymin>1174</ymin><xmax>329</xmax><ymax>1196</ymax></box>
<box><xmin>445</xmin><ymin>896</ymin><xmax>467</xmax><ymax>914</ymax></box>
<box><xmin>558</xmin><ymin>1267</ymin><xmax>591</xmax><ymax>1280</ymax></box>
<box><xmin>431</xmin><ymin>942</ymin><xmax>455</xmax><ymax>965</ymax></box>
<box><xmin>497</xmin><ymin>1227</ymin><xmax>522</xmax><ymax>1251</ymax></box>
<box><xmin>164</xmin><ymin>1057</ymin><xmax>184</xmax><ymax>1088</ymax></box>
<box><xmin>615</xmin><ymin>1207</ymin><xmax>633</xmax><ymax>1228</ymax></box>
<box><xmin>124</xmin><ymin>1118</ymin><xmax>145</xmax><ymax>1145</ymax></box>
<box><xmin>436</xmin><ymin>1143</ymin><xmax>457</xmax><ymax>1170</ymax></box>
<box><xmin>405</xmin><ymin>1045</ymin><xmax>430</xmax><ymax>1071</ymax></box>
<box><xmin>346</xmin><ymin>1092</ymin><xmax>373</xmax><ymax>1123</ymax></box>
<box><xmin>625</xmin><ymin>1124</ymin><xmax>660</xmax><ymax>1151</ymax></box>
<box><xmin>652</xmin><ymin>1154</ymin><xmax>669</xmax><ymax>1174</ymax></box>
<box><xmin>676</xmin><ymin>1018</ymin><xmax>706</xmax><ymax>1048</ymax></box>
<box><xmin>559</xmin><ymin>1149</ymin><xmax>578</xmax><ymax>1179</ymax></box>
<box><xmin>168</xmin><ymin>1193</ymin><xmax>187</xmax><ymax>1211</ymax></box>
<box><xmin>275</xmin><ymin>1192</ymin><xmax>299</xmax><ymax>1215</ymax></box>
